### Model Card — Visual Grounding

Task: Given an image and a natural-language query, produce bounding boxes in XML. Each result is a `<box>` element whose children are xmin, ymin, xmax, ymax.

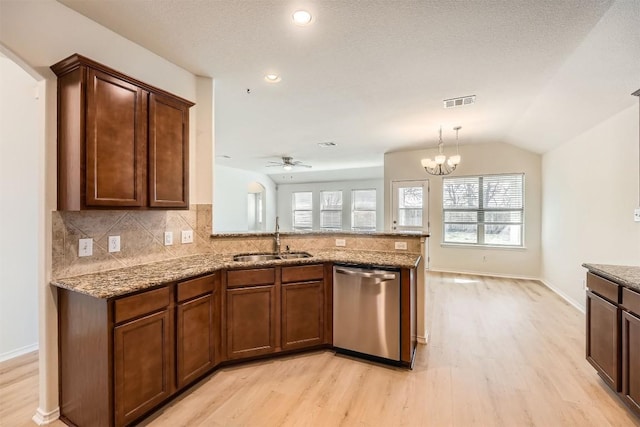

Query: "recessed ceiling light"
<box><xmin>264</xmin><ymin>74</ymin><xmax>281</xmax><ymax>83</ymax></box>
<box><xmin>318</xmin><ymin>142</ymin><xmax>336</xmax><ymax>148</ymax></box>
<box><xmin>292</xmin><ymin>10</ymin><xmax>312</xmax><ymax>26</ymax></box>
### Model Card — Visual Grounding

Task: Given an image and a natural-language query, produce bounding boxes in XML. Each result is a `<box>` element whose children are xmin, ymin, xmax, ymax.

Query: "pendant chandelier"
<box><xmin>421</xmin><ymin>126</ymin><xmax>462</xmax><ymax>176</ymax></box>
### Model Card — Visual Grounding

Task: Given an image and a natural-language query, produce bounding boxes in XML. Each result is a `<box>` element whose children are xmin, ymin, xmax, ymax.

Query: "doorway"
<box><xmin>391</xmin><ymin>180</ymin><xmax>429</xmax><ymax>268</ymax></box>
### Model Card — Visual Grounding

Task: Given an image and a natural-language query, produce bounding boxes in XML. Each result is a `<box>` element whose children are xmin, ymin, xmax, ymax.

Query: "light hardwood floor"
<box><xmin>2</xmin><ymin>272</ymin><xmax>639</xmax><ymax>426</ymax></box>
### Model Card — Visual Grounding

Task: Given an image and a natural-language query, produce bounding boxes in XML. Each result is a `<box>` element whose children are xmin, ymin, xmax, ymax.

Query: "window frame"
<box><xmin>351</xmin><ymin>188</ymin><xmax>377</xmax><ymax>231</ymax></box>
<box><xmin>291</xmin><ymin>191</ymin><xmax>313</xmax><ymax>230</ymax></box>
<box><xmin>442</xmin><ymin>173</ymin><xmax>525</xmax><ymax>248</ymax></box>
<box><xmin>320</xmin><ymin>190</ymin><xmax>343</xmax><ymax>230</ymax></box>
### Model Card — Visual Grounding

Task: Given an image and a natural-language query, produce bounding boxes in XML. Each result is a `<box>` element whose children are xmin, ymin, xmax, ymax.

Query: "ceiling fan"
<box><xmin>266</xmin><ymin>156</ymin><xmax>312</xmax><ymax>171</ymax></box>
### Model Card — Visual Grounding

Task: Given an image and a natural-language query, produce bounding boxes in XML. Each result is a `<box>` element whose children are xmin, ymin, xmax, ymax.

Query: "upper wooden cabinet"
<box><xmin>51</xmin><ymin>54</ymin><xmax>194</xmax><ymax>210</ymax></box>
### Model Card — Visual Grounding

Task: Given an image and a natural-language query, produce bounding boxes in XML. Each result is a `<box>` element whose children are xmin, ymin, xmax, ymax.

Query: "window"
<box><xmin>443</xmin><ymin>174</ymin><xmax>524</xmax><ymax>246</ymax></box>
<box><xmin>398</xmin><ymin>186</ymin><xmax>423</xmax><ymax>228</ymax></box>
<box><xmin>292</xmin><ymin>191</ymin><xmax>313</xmax><ymax>230</ymax></box>
<box><xmin>320</xmin><ymin>190</ymin><xmax>343</xmax><ymax>230</ymax></box>
<box><xmin>351</xmin><ymin>189</ymin><xmax>376</xmax><ymax>230</ymax></box>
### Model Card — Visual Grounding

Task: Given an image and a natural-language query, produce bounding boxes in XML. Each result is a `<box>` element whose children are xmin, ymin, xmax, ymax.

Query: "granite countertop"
<box><xmin>211</xmin><ymin>230</ymin><xmax>429</xmax><ymax>238</ymax></box>
<box><xmin>582</xmin><ymin>263</ymin><xmax>640</xmax><ymax>292</ymax></box>
<box><xmin>52</xmin><ymin>250</ymin><xmax>422</xmax><ymax>299</ymax></box>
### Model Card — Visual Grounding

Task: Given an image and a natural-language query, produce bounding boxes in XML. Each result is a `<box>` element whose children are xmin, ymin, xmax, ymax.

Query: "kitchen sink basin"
<box><xmin>232</xmin><ymin>252</ymin><xmax>313</xmax><ymax>262</ymax></box>
<box><xmin>277</xmin><ymin>252</ymin><xmax>312</xmax><ymax>259</ymax></box>
<box><xmin>233</xmin><ymin>253</ymin><xmax>281</xmax><ymax>262</ymax></box>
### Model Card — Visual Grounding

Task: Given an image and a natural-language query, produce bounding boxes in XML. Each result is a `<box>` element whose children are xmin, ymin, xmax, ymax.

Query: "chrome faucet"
<box><xmin>274</xmin><ymin>216</ymin><xmax>281</xmax><ymax>254</ymax></box>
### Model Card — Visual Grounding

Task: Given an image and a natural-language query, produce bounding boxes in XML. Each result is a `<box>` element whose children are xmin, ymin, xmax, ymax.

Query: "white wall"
<box><xmin>276</xmin><ymin>179</ymin><xmax>384</xmax><ymax>231</ymax></box>
<box><xmin>214</xmin><ymin>165</ymin><xmax>277</xmax><ymax>232</ymax></box>
<box><xmin>541</xmin><ymin>103</ymin><xmax>640</xmax><ymax>310</ymax></box>
<box><xmin>385</xmin><ymin>142</ymin><xmax>542</xmax><ymax>278</ymax></box>
<box><xmin>0</xmin><ymin>56</ymin><xmax>40</xmax><ymax>361</ymax></box>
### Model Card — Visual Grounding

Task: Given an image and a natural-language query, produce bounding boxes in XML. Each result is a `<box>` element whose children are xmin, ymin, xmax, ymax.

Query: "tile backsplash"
<box><xmin>52</xmin><ymin>205</ymin><xmax>423</xmax><ymax>278</ymax></box>
<box><xmin>52</xmin><ymin>205</ymin><xmax>212</xmax><ymax>278</ymax></box>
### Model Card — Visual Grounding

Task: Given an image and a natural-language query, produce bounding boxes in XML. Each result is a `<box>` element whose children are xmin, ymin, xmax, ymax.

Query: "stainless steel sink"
<box><xmin>232</xmin><ymin>252</ymin><xmax>312</xmax><ymax>262</ymax></box>
<box><xmin>233</xmin><ymin>253</ymin><xmax>281</xmax><ymax>262</ymax></box>
<box><xmin>278</xmin><ymin>252</ymin><xmax>312</xmax><ymax>259</ymax></box>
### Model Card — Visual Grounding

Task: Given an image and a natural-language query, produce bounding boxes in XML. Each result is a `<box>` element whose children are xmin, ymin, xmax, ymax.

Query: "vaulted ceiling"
<box><xmin>58</xmin><ymin>0</ymin><xmax>639</xmax><ymax>179</ymax></box>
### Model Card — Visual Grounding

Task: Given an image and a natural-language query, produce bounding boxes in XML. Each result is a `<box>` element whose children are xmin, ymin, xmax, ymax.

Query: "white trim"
<box><xmin>429</xmin><ymin>267</ymin><xmax>539</xmax><ymax>281</ymax></box>
<box><xmin>32</xmin><ymin>407</ymin><xmax>60</xmax><ymax>425</ymax></box>
<box><xmin>539</xmin><ymin>278</ymin><xmax>585</xmax><ymax>313</ymax></box>
<box><xmin>428</xmin><ymin>268</ymin><xmax>586</xmax><ymax>314</ymax></box>
<box><xmin>417</xmin><ymin>333</ymin><xmax>428</xmax><ymax>344</ymax></box>
<box><xmin>0</xmin><ymin>343</ymin><xmax>38</xmax><ymax>363</ymax></box>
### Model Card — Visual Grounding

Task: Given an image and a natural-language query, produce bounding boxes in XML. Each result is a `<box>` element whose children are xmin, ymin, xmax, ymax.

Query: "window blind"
<box><xmin>443</xmin><ymin>174</ymin><xmax>524</xmax><ymax>246</ymax></box>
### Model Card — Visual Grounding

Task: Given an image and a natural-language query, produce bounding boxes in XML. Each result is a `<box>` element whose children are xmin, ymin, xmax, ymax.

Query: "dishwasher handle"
<box><xmin>334</xmin><ymin>268</ymin><xmax>397</xmax><ymax>281</ymax></box>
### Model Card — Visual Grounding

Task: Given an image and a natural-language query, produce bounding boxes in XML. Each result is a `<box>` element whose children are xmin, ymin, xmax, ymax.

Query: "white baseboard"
<box><xmin>0</xmin><ymin>343</ymin><xmax>38</xmax><ymax>363</ymax></box>
<box><xmin>428</xmin><ymin>267</ymin><xmax>540</xmax><ymax>281</ymax></box>
<box><xmin>32</xmin><ymin>407</ymin><xmax>60</xmax><ymax>425</ymax></box>
<box><xmin>539</xmin><ymin>278</ymin><xmax>585</xmax><ymax>313</ymax></box>
<box><xmin>428</xmin><ymin>268</ymin><xmax>586</xmax><ymax>314</ymax></box>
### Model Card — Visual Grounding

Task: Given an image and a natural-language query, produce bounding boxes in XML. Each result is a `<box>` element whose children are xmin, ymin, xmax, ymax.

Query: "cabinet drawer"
<box><xmin>587</xmin><ymin>272</ymin><xmax>620</xmax><ymax>304</ymax></box>
<box><xmin>623</xmin><ymin>287</ymin><xmax>640</xmax><ymax>316</ymax></box>
<box><xmin>227</xmin><ymin>268</ymin><xmax>275</xmax><ymax>288</ymax></box>
<box><xmin>177</xmin><ymin>273</ymin><xmax>216</xmax><ymax>302</ymax></box>
<box><xmin>115</xmin><ymin>286</ymin><xmax>170</xmax><ymax>324</ymax></box>
<box><xmin>282</xmin><ymin>264</ymin><xmax>324</xmax><ymax>283</ymax></box>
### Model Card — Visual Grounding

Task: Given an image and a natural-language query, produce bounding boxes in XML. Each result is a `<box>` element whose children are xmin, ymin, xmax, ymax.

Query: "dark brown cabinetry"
<box><xmin>622</xmin><ymin>288</ymin><xmax>640</xmax><ymax>416</ymax></box>
<box><xmin>176</xmin><ymin>273</ymin><xmax>220</xmax><ymax>389</ymax></box>
<box><xmin>281</xmin><ymin>265</ymin><xmax>325</xmax><ymax>350</ymax></box>
<box><xmin>114</xmin><ymin>310</ymin><xmax>172</xmax><ymax>426</ymax></box>
<box><xmin>586</xmin><ymin>289</ymin><xmax>620</xmax><ymax>390</ymax></box>
<box><xmin>586</xmin><ymin>270</ymin><xmax>640</xmax><ymax>418</ymax></box>
<box><xmin>225</xmin><ymin>268</ymin><xmax>278</xmax><ymax>359</ymax></box>
<box><xmin>51</xmin><ymin>54</ymin><xmax>193</xmax><ymax>210</ymax></box>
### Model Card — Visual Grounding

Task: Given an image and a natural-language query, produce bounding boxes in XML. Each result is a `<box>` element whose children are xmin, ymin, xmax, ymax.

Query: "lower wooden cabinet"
<box><xmin>114</xmin><ymin>310</ymin><xmax>173</xmax><ymax>427</ymax></box>
<box><xmin>226</xmin><ymin>284</ymin><xmax>278</xmax><ymax>359</ymax></box>
<box><xmin>586</xmin><ymin>290</ymin><xmax>621</xmax><ymax>391</ymax></box>
<box><xmin>176</xmin><ymin>274</ymin><xmax>219</xmax><ymax>389</ymax></box>
<box><xmin>622</xmin><ymin>310</ymin><xmax>640</xmax><ymax>415</ymax></box>
<box><xmin>282</xmin><ymin>281</ymin><xmax>324</xmax><ymax>350</ymax></box>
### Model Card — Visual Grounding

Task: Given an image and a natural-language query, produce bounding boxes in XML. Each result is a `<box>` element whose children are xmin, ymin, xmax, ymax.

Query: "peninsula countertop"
<box><xmin>582</xmin><ymin>263</ymin><xmax>640</xmax><ymax>292</ymax></box>
<box><xmin>51</xmin><ymin>249</ymin><xmax>422</xmax><ymax>299</ymax></box>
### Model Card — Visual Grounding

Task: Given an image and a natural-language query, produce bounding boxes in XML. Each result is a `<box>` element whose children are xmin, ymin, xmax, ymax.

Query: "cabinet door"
<box><xmin>586</xmin><ymin>290</ymin><xmax>620</xmax><ymax>391</ymax></box>
<box><xmin>86</xmin><ymin>68</ymin><xmax>147</xmax><ymax>207</ymax></box>
<box><xmin>148</xmin><ymin>93</ymin><xmax>189</xmax><ymax>208</ymax></box>
<box><xmin>226</xmin><ymin>285</ymin><xmax>277</xmax><ymax>359</ymax></box>
<box><xmin>282</xmin><ymin>281</ymin><xmax>323</xmax><ymax>350</ymax></box>
<box><xmin>114</xmin><ymin>310</ymin><xmax>172</xmax><ymax>427</ymax></box>
<box><xmin>177</xmin><ymin>294</ymin><xmax>216</xmax><ymax>389</ymax></box>
<box><xmin>622</xmin><ymin>311</ymin><xmax>640</xmax><ymax>415</ymax></box>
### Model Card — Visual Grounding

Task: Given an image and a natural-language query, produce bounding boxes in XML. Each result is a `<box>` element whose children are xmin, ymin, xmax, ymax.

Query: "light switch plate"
<box><xmin>164</xmin><ymin>231</ymin><xmax>173</xmax><ymax>246</ymax></box>
<box><xmin>108</xmin><ymin>235</ymin><xmax>121</xmax><ymax>253</ymax></box>
<box><xmin>395</xmin><ymin>241</ymin><xmax>407</xmax><ymax>250</ymax></box>
<box><xmin>634</xmin><ymin>207</ymin><xmax>640</xmax><ymax>222</ymax></box>
<box><xmin>79</xmin><ymin>238</ymin><xmax>93</xmax><ymax>257</ymax></box>
<box><xmin>181</xmin><ymin>229</ymin><xmax>194</xmax><ymax>244</ymax></box>
<box><xmin>335</xmin><ymin>239</ymin><xmax>346</xmax><ymax>247</ymax></box>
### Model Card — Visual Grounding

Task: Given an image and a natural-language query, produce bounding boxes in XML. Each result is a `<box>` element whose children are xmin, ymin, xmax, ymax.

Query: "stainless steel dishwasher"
<box><xmin>333</xmin><ymin>265</ymin><xmax>400</xmax><ymax>362</ymax></box>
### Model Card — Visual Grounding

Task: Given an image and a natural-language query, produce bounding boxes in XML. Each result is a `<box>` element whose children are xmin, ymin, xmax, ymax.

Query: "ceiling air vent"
<box><xmin>444</xmin><ymin>95</ymin><xmax>476</xmax><ymax>109</ymax></box>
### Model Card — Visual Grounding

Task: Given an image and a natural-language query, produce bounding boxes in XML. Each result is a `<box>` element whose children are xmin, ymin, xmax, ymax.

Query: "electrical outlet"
<box><xmin>335</xmin><ymin>239</ymin><xmax>346</xmax><ymax>247</ymax></box>
<box><xmin>181</xmin><ymin>229</ymin><xmax>194</xmax><ymax>244</ymax></box>
<box><xmin>78</xmin><ymin>238</ymin><xmax>93</xmax><ymax>257</ymax></box>
<box><xmin>164</xmin><ymin>231</ymin><xmax>173</xmax><ymax>246</ymax></box>
<box><xmin>634</xmin><ymin>207</ymin><xmax>640</xmax><ymax>222</ymax></box>
<box><xmin>395</xmin><ymin>241</ymin><xmax>407</xmax><ymax>250</ymax></box>
<box><xmin>108</xmin><ymin>235</ymin><xmax>120</xmax><ymax>253</ymax></box>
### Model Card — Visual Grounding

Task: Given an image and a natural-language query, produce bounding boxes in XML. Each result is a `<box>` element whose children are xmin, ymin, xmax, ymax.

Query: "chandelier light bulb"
<box><xmin>450</xmin><ymin>154</ymin><xmax>461</xmax><ymax>165</ymax></box>
<box><xmin>435</xmin><ymin>154</ymin><xmax>446</xmax><ymax>165</ymax></box>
